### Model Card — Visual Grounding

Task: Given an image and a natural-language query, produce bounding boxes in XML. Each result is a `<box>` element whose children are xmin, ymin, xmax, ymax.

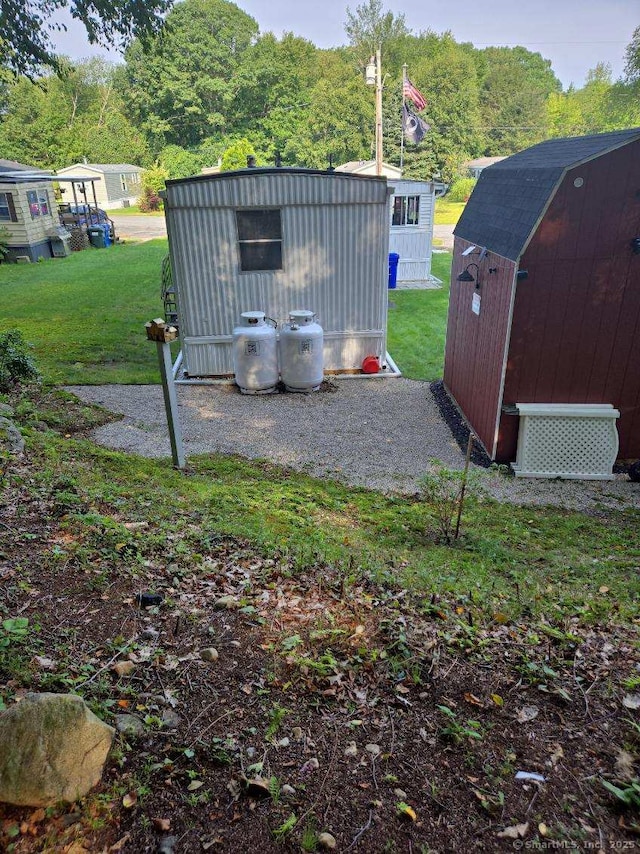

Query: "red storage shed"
<box><xmin>444</xmin><ymin>128</ymin><xmax>640</xmax><ymax>463</ymax></box>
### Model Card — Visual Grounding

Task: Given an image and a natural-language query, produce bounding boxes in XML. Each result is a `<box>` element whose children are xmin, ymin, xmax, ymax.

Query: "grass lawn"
<box><xmin>0</xmin><ymin>240</ymin><xmax>452</xmax><ymax>385</ymax></box>
<box><xmin>387</xmin><ymin>251</ymin><xmax>451</xmax><ymax>381</ymax></box>
<box><xmin>0</xmin><ymin>240</ymin><xmax>169</xmax><ymax>384</ymax></box>
<box><xmin>104</xmin><ymin>205</ymin><xmax>164</xmax><ymax>216</ymax></box>
<box><xmin>434</xmin><ymin>198</ymin><xmax>466</xmax><ymax>225</ymax></box>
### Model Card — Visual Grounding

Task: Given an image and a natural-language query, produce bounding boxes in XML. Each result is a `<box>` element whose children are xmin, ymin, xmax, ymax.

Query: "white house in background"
<box><xmin>465</xmin><ymin>156</ymin><xmax>508</xmax><ymax>179</ymax></box>
<box><xmin>336</xmin><ymin>161</ymin><xmax>438</xmax><ymax>287</ymax></box>
<box><xmin>335</xmin><ymin>159</ymin><xmax>403</xmax><ymax>179</ymax></box>
<box><xmin>56</xmin><ymin>163</ymin><xmax>144</xmax><ymax>209</ymax></box>
<box><xmin>387</xmin><ymin>178</ymin><xmax>438</xmax><ymax>286</ymax></box>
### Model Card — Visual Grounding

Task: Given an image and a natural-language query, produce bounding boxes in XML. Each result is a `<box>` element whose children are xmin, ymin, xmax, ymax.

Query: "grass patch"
<box><xmin>1</xmin><ymin>238</ymin><xmax>452</xmax><ymax>386</ymax></box>
<box><xmin>104</xmin><ymin>206</ymin><xmax>164</xmax><ymax>216</ymax></box>
<box><xmin>387</xmin><ymin>251</ymin><xmax>451</xmax><ymax>381</ymax></box>
<box><xmin>434</xmin><ymin>199</ymin><xmax>466</xmax><ymax>225</ymax></box>
<box><xmin>0</xmin><ymin>240</ymin><xmax>168</xmax><ymax>384</ymax></box>
<box><xmin>10</xmin><ymin>415</ymin><xmax>640</xmax><ymax>624</ymax></box>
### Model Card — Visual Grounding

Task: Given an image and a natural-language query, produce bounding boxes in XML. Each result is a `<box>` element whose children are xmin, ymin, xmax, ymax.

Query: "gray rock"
<box><xmin>161</xmin><ymin>709</ymin><xmax>181</xmax><ymax>729</ymax></box>
<box><xmin>0</xmin><ymin>403</ymin><xmax>14</xmax><ymax>417</ymax></box>
<box><xmin>0</xmin><ymin>693</ymin><xmax>114</xmax><ymax>806</ymax></box>
<box><xmin>0</xmin><ymin>416</ymin><xmax>24</xmax><ymax>456</ymax></box>
<box><xmin>115</xmin><ymin>714</ymin><xmax>145</xmax><ymax>738</ymax></box>
<box><xmin>200</xmin><ymin>647</ymin><xmax>219</xmax><ymax>662</ymax></box>
<box><xmin>318</xmin><ymin>832</ymin><xmax>337</xmax><ymax>850</ymax></box>
<box><xmin>281</xmin><ymin>784</ymin><xmax>296</xmax><ymax>799</ymax></box>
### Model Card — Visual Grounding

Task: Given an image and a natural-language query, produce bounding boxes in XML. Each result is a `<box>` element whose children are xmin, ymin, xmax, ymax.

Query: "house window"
<box><xmin>26</xmin><ymin>189</ymin><xmax>51</xmax><ymax>218</ymax></box>
<box><xmin>392</xmin><ymin>194</ymin><xmax>420</xmax><ymax>226</ymax></box>
<box><xmin>236</xmin><ymin>209</ymin><xmax>282</xmax><ymax>272</ymax></box>
<box><xmin>0</xmin><ymin>192</ymin><xmax>17</xmax><ymax>222</ymax></box>
<box><xmin>120</xmin><ymin>174</ymin><xmax>128</xmax><ymax>192</ymax></box>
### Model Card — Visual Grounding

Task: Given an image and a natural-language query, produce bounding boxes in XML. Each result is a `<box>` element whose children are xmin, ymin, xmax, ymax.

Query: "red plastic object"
<box><xmin>361</xmin><ymin>355</ymin><xmax>380</xmax><ymax>374</ymax></box>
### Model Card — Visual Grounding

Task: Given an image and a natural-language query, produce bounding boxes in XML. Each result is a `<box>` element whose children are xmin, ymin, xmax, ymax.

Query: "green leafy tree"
<box><xmin>477</xmin><ymin>46</ymin><xmax>561</xmax><ymax>153</ymax></box>
<box><xmin>160</xmin><ymin>145</ymin><xmax>202</xmax><ymax>179</ymax></box>
<box><xmin>0</xmin><ymin>0</ymin><xmax>172</xmax><ymax>76</ymax></box>
<box><xmin>0</xmin><ymin>59</ymin><xmax>150</xmax><ymax>168</ymax></box>
<box><xmin>624</xmin><ymin>24</ymin><xmax>640</xmax><ymax>83</ymax></box>
<box><xmin>122</xmin><ymin>0</ymin><xmax>258</xmax><ymax>150</ymax></box>
<box><xmin>220</xmin><ymin>138</ymin><xmax>257</xmax><ymax>171</ymax></box>
<box><xmin>344</xmin><ymin>0</ymin><xmax>409</xmax><ymax>60</ymax></box>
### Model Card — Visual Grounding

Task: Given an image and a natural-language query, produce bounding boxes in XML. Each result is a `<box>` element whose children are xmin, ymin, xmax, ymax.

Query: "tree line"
<box><xmin>1</xmin><ymin>0</ymin><xmax>638</xmax><ymax>185</ymax></box>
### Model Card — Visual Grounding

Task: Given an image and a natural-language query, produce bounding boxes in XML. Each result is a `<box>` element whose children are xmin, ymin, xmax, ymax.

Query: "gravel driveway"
<box><xmin>67</xmin><ymin>379</ymin><xmax>640</xmax><ymax>512</ymax></box>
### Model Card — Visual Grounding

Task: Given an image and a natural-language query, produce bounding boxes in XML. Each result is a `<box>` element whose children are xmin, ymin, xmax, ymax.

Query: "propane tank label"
<box><xmin>299</xmin><ymin>339</ymin><xmax>313</xmax><ymax>354</ymax></box>
<box><xmin>245</xmin><ymin>341</ymin><xmax>261</xmax><ymax>356</ymax></box>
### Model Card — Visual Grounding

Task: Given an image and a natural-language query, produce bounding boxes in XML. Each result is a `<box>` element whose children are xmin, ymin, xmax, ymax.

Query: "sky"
<box><xmin>52</xmin><ymin>0</ymin><xmax>636</xmax><ymax>89</ymax></box>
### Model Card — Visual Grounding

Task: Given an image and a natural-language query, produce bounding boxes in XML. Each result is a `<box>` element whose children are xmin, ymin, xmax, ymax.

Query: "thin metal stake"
<box><xmin>156</xmin><ymin>340</ymin><xmax>185</xmax><ymax>469</ymax></box>
<box><xmin>454</xmin><ymin>433</ymin><xmax>474</xmax><ymax>540</ymax></box>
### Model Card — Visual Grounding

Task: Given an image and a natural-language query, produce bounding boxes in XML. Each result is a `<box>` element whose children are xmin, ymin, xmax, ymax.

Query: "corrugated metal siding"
<box><xmin>498</xmin><ymin>140</ymin><xmax>640</xmax><ymax>460</ymax></box>
<box><xmin>166</xmin><ymin>171</ymin><xmax>389</xmax><ymax>376</ymax></box>
<box><xmin>443</xmin><ymin>237</ymin><xmax>517</xmax><ymax>457</ymax></box>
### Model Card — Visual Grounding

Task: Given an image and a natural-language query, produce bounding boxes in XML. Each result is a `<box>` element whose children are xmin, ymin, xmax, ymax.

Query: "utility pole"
<box><xmin>366</xmin><ymin>49</ymin><xmax>384</xmax><ymax>176</ymax></box>
<box><xmin>375</xmin><ymin>47</ymin><xmax>383</xmax><ymax>175</ymax></box>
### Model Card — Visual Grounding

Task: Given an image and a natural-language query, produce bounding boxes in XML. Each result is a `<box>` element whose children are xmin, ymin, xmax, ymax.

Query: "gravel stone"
<box><xmin>66</xmin><ymin>381</ymin><xmax>640</xmax><ymax>512</ymax></box>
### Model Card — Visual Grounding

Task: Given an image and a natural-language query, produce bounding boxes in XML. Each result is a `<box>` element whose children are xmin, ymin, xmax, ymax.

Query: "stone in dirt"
<box><xmin>115</xmin><ymin>714</ymin><xmax>146</xmax><ymax>738</ymax></box>
<box><xmin>0</xmin><ymin>693</ymin><xmax>114</xmax><ymax>806</ymax></box>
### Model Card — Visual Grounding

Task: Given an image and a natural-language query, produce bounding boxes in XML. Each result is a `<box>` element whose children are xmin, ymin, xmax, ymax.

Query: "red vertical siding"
<box><xmin>444</xmin><ymin>238</ymin><xmax>517</xmax><ymax>456</ymax></box>
<box><xmin>498</xmin><ymin>139</ymin><xmax>640</xmax><ymax>460</ymax></box>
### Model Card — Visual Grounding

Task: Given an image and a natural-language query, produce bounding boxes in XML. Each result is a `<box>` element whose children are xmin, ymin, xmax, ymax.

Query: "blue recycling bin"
<box><xmin>101</xmin><ymin>223</ymin><xmax>112</xmax><ymax>247</ymax></box>
<box><xmin>388</xmin><ymin>252</ymin><xmax>400</xmax><ymax>289</ymax></box>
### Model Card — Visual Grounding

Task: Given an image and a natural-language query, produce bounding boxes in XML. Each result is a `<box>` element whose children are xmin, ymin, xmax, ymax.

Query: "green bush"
<box><xmin>0</xmin><ymin>226</ymin><xmax>10</xmax><ymax>261</ymax></box>
<box><xmin>447</xmin><ymin>177</ymin><xmax>476</xmax><ymax>203</ymax></box>
<box><xmin>0</xmin><ymin>329</ymin><xmax>40</xmax><ymax>392</ymax></box>
<box><xmin>138</xmin><ymin>163</ymin><xmax>169</xmax><ymax>211</ymax></box>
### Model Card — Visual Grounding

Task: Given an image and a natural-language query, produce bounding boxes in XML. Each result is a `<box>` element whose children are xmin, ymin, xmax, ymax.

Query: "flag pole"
<box><xmin>400</xmin><ymin>63</ymin><xmax>407</xmax><ymax>172</ymax></box>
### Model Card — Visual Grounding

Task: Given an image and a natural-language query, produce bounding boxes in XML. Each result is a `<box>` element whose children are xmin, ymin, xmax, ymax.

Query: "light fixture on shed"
<box><xmin>457</xmin><ymin>262</ymin><xmax>480</xmax><ymax>288</ymax></box>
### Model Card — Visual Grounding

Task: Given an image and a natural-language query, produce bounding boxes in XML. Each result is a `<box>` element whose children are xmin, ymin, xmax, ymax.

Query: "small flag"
<box><xmin>402</xmin><ymin>78</ymin><xmax>427</xmax><ymax>111</ymax></box>
<box><xmin>403</xmin><ymin>105</ymin><xmax>429</xmax><ymax>144</ymax></box>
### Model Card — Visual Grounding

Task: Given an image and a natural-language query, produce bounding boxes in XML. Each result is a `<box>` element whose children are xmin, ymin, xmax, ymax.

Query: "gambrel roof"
<box><xmin>454</xmin><ymin>128</ymin><xmax>640</xmax><ymax>262</ymax></box>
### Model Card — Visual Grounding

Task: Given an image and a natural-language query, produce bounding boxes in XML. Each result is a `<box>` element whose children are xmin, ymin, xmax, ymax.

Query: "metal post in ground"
<box><xmin>145</xmin><ymin>319</ymin><xmax>185</xmax><ymax>469</ymax></box>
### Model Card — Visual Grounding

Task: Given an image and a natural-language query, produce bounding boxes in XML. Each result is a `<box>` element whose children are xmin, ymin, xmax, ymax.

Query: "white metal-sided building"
<box><xmin>163</xmin><ymin>167</ymin><xmax>393</xmax><ymax>379</ymax></box>
<box><xmin>388</xmin><ymin>179</ymin><xmax>436</xmax><ymax>286</ymax></box>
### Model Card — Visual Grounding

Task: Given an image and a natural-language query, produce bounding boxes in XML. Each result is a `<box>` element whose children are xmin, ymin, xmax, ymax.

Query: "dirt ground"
<box><xmin>1</xmin><ymin>441</ymin><xmax>639</xmax><ymax>853</ymax></box>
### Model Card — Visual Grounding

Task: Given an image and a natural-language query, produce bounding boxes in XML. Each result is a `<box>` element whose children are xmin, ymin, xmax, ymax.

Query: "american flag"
<box><xmin>402</xmin><ymin>78</ymin><xmax>427</xmax><ymax>111</ymax></box>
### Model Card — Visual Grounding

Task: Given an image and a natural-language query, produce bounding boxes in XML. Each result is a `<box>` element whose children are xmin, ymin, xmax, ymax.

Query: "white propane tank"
<box><xmin>280</xmin><ymin>309</ymin><xmax>324</xmax><ymax>392</ymax></box>
<box><xmin>232</xmin><ymin>311</ymin><xmax>278</xmax><ymax>394</ymax></box>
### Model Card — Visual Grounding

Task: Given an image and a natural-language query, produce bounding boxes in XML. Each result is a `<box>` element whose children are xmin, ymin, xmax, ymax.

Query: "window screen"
<box><xmin>236</xmin><ymin>209</ymin><xmax>282</xmax><ymax>271</ymax></box>
<box><xmin>392</xmin><ymin>195</ymin><xmax>420</xmax><ymax>226</ymax></box>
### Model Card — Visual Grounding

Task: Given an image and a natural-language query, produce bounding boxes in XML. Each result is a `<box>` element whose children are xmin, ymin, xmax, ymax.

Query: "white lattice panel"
<box><xmin>512</xmin><ymin>404</ymin><xmax>619</xmax><ymax>480</ymax></box>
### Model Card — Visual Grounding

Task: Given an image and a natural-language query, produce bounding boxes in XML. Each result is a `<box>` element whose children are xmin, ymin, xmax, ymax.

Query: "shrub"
<box><xmin>0</xmin><ymin>226</ymin><xmax>10</xmax><ymax>262</ymax></box>
<box><xmin>0</xmin><ymin>329</ymin><xmax>40</xmax><ymax>392</ymax></box>
<box><xmin>138</xmin><ymin>163</ymin><xmax>169</xmax><ymax>211</ymax></box>
<box><xmin>447</xmin><ymin>177</ymin><xmax>476</xmax><ymax>203</ymax></box>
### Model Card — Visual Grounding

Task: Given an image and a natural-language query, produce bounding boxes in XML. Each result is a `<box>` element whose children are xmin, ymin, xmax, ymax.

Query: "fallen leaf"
<box><xmin>496</xmin><ymin>822</ymin><xmax>529</xmax><ymax>839</ymax></box>
<box><xmin>622</xmin><ymin>694</ymin><xmax>640</xmax><ymax>710</ymax></box>
<box><xmin>122</xmin><ymin>792</ymin><xmax>137</xmax><ymax>809</ymax></box>
<box><xmin>615</xmin><ymin>749</ymin><xmax>636</xmax><ymax>782</ymax></box>
<box><xmin>396</xmin><ymin>802</ymin><xmax>417</xmax><ymax>822</ymax></box>
<box><xmin>516</xmin><ymin>705</ymin><xmax>539</xmax><ymax>723</ymax></box>
<box><xmin>538</xmin><ymin>823</ymin><xmax>549</xmax><ymax>837</ymax></box>
<box><xmin>187</xmin><ymin>780</ymin><xmax>203</xmax><ymax>791</ymax></box>
<box><xmin>153</xmin><ymin>818</ymin><xmax>171</xmax><ymax>832</ymax></box>
<box><xmin>112</xmin><ymin>661</ymin><xmax>135</xmax><ymax>678</ymax></box>
<box><xmin>491</xmin><ymin>694</ymin><xmax>504</xmax><ymax>707</ymax></box>
<box><xmin>464</xmin><ymin>692</ymin><xmax>484</xmax><ymax>707</ymax></box>
<box><xmin>598</xmin><ymin>586</ymin><xmax>610</xmax><ymax>594</ymax></box>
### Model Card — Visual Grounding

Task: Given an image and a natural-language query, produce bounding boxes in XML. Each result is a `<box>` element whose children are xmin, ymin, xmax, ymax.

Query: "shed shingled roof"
<box><xmin>454</xmin><ymin>127</ymin><xmax>640</xmax><ymax>262</ymax></box>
